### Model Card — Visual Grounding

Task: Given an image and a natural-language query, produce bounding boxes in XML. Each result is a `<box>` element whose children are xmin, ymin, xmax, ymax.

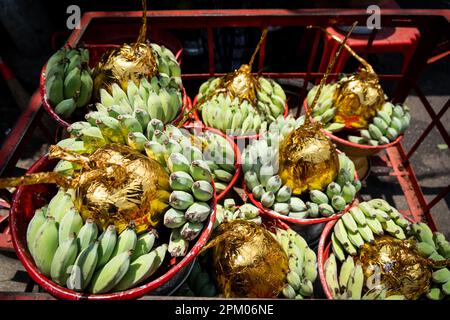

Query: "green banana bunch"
<box><xmin>45</xmin><ymin>47</ymin><xmax>93</xmax><ymax>118</ymax></box>
<box><xmin>275</xmin><ymin>228</ymin><xmax>316</xmax><ymax>299</ymax></box>
<box><xmin>184</xmin><ymin>260</ymin><xmax>217</xmax><ymax>297</ymax></box>
<box><xmin>213</xmin><ymin>201</ymin><xmax>262</xmax><ymax>229</ymax></box>
<box><xmin>197</xmin><ymin>76</ymin><xmax>287</xmax><ymax>136</ymax></box>
<box><xmin>242</xmin><ymin>134</ymin><xmax>359</xmax><ymax>219</ymax></box>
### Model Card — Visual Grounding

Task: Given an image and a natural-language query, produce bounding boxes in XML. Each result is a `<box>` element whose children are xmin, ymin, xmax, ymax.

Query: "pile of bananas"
<box><xmin>98</xmin><ymin>76</ymin><xmax>182</xmax><ymax>125</ymax></box>
<box><xmin>275</xmin><ymin>228</ymin><xmax>318</xmax><ymax>299</ymax></box>
<box><xmin>44</xmin><ymin>48</ymin><xmax>93</xmax><ymax>118</ymax></box>
<box><xmin>306</xmin><ymin>83</ymin><xmax>411</xmax><ymax>145</ymax></box>
<box><xmin>214</xmin><ymin>200</ymin><xmax>262</xmax><ymax>227</ymax></box>
<box><xmin>243</xmin><ymin>115</ymin><xmax>360</xmax><ymax>219</ymax></box>
<box><xmin>197</xmin><ymin>77</ymin><xmax>286</xmax><ymax>136</ymax></box>
<box><xmin>26</xmin><ymin>192</ymin><xmax>167</xmax><ymax>294</ymax></box>
<box><xmin>325</xmin><ymin>198</ymin><xmax>450</xmax><ymax>300</ymax></box>
<box><xmin>191</xmin><ymin>130</ymin><xmax>236</xmax><ymax>196</ymax></box>
<box><xmin>150</xmin><ymin>43</ymin><xmax>182</xmax><ymax>84</ymax></box>
<box><xmin>330</xmin><ymin>199</ymin><xmax>410</xmax><ymax>261</ymax></box>
<box><xmin>412</xmin><ymin>225</ymin><xmax>450</xmax><ymax>299</ymax></box>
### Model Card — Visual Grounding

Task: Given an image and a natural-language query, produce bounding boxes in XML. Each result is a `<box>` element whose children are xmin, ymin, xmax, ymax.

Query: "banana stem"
<box><xmin>0</xmin><ymin>172</ymin><xmax>74</xmax><ymax>190</ymax></box>
<box><xmin>307</xmin><ymin>21</ymin><xmax>358</xmax><ymax>115</ymax></box>
<box><xmin>136</xmin><ymin>0</ymin><xmax>148</xmax><ymax>45</ymax></box>
<box><xmin>48</xmin><ymin>145</ymin><xmax>92</xmax><ymax>170</ymax></box>
<box><xmin>248</xmin><ymin>28</ymin><xmax>269</xmax><ymax>72</ymax></box>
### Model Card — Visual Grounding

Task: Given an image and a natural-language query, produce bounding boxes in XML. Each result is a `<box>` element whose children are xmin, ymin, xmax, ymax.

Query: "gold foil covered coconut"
<box><xmin>0</xmin><ymin>144</ymin><xmax>171</xmax><ymax>234</ymax></box>
<box><xmin>359</xmin><ymin>236</ymin><xmax>449</xmax><ymax>300</ymax></box>
<box><xmin>92</xmin><ymin>0</ymin><xmax>158</xmax><ymax>99</ymax></box>
<box><xmin>333</xmin><ymin>69</ymin><xmax>385</xmax><ymax>128</ymax></box>
<box><xmin>278</xmin><ymin>121</ymin><xmax>339</xmax><ymax>195</ymax></box>
<box><xmin>203</xmin><ymin>220</ymin><xmax>288</xmax><ymax>298</ymax></box>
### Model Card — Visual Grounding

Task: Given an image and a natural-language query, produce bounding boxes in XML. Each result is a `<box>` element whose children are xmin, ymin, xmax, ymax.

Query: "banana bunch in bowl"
<box><xmin>242</xmin><ymin>115</ymin><xmax>360</xmax><ymax>219</ymax></box>
<box><xmin>44</xmin><ymin>48</ymin><xmax>93</xmax><ymax>118</ymax></box>
<box><xmin>26</xmin><ymin>193</ymin><xmax>168</xmax><ymax>294</ymax></box>
<box><xmin>197</xmin><ymin>77</ymin><xmax>287</xmax><ymax>136</ymax></box>
<box><xmin>306</xmin><ymin>83</ymin><xmax>411</xmax><ymax>145</ymax></box>
<box><xmin>324</xmin><ymin>198</ymin><xmax>450</xmax><ymax>300</ymax></box>
<box><xmin>275</xmin><ymin>228</ymin><xmax>318</xmax><ymax>299</ymax></box>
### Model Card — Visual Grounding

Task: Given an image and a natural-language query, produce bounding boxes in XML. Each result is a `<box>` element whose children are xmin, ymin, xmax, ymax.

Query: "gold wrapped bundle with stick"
<box><xmin>0</xmin><ymin>144</ymin><xmax>171</xmax><ymax>233</ymax></box>
<box><xmin>201</xmin><ymin>220</ymin><xmax>288</xmax><ymax>298</ymax></box>
<box><xmin>278</xmin><ymin>121</ymin><xmax>339</xmax><ymax>195</ymax></box>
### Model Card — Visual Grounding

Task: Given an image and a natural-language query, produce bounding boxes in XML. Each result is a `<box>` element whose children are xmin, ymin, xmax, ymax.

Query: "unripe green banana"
<box><xmin>289</xmin><ymin>197</ymin><xmax>307</xmax><ymax>212</ymax></box>
<box><xmin>319</xmin><ymin>203</ymin><xmax>335</xmax><ymax>217</ymax></box>
<box><xmin>192</xmin><ymin>180</ymin><xmax>214</xmax><ymax>202</ymax></box>
<box><xmin>341</xmin><ymin>212</ymin><xmax>358</xmax><ymax>233</ymax></box>
<box><xmin>46</xmin><ymin>49</ymin><xmax>66</xmax><ymax>72</ymax></box>
<box><xmin>96</xmin><ymin>116</ymin><xmax>124</xmax><ymax>144</ymax></box>
<box><xmin>111</xmin><ymin>225</ymin><xmax>137</xmax><ymax>258</ymax></box>
<box><xmin>77</xmin><ymin>219</ymin><xmax>98</xmax><ymax>250</ymax></box>
<box><xmin>58</xmin><ymin>207</ymin><xmax>83</xmax><ymax>244</ymax></box>
<box><xmin>244</xmin><ymin>171</ymin><xmax>260</xmax><ymax>191</ymax></box>
<box><xmin>167</xmin><ymin>153</ymin><xmax>190</xmax><ymax>173</ymax></box>
<box><xmin>67</xmin><ymin>121</ymin><xmax>92</xmax><ymax>137</ymax></box>
<box><xmin>416</xmin><ymin>241</ymin><xmax>436</xmax><ymax>257</ymax></box>
<box><xmin>94</xmin><ymin>225</ymin><xmax>118</xmax><ymax>270</ymax></box>
<box><xmin>55</xmin><ymin>97</ymin><xmax>77</xmax><ymax>118</ymax></box>
<box><xmin>50</xmin><ymin>233</ymin><xmax>78</xmax><ymax>285</ymax></box>
<box><xmin>90</xmin><ymin>250</ymin><xmax>132</xmax><ymax>294</ymax></box>
<box><xmin>347</xmin><ymin>230</ymin><xmax>365</xmax><ymax>248</ymax></box>
<box><xmin>127</xmin><ymin>132</ymin><xmax>148</xmax><ymax>151</ymax></box>
<box><xmin>432</xmin><ymin>268</ymin><xmax>450</xmax><ymax>284</ymax></box>
<box><xmin>373</xmin><ymin>208</ymin><xmax>391</xmax><ymax>223</ymax></box>
<box><xmin>67</xmin><ymin>241</ymin><xmax>99</xmax><ymax>291</ymax></box>
<box><xmin>346</xmin><ymin>263</ymin><xmax>364</xmax><ymax>299</ymax></box>
<box><xmin>349</xmin><ymin>207</ymin><xmax>367</xmax><ymax>227</ymax></box>
<box><xmin>331</xmin><ymin>195</ymin><xmax>347</xmax><ymax>212</ymax></box>
<box><xmin>261</xmin><ymin>191</ymin><xmax>275</xmax><ymax>208</ymax></box>
<box><xmin>32</xmin><ymin>216</ymin><xmax>59</xmax><ymax>276</ymax></box>
<box><xmin>358</xmin><ymin>202</ymin><xmax>377</xmax><ymax>219</ymax></box>
<box><xmin>168</xmin><ymin>229</ymin><xmax>189</xmax><ymax>257</ymax></box>
<box><xmin>339</xmin><ymin>255</ymin><xmax>355</xmax><ymax>294</ymax></box>
<box><xmin>413</xmin><ymin>222</ymin><xmax>435</xmax><ymax>248</ymax></box>
<box><xmin>299</xmin><ymin>279</ymin><xmax>314</xmax><ymax>297</ymax></box>
<box><xmin>63</xmin><ymin>66</ymin><xmax>82</xmax><ymax>99</ymax></box>
<box><xmin>180</xmin><ymin>221</ymin><xmax>203</xmax><ymax>241</ymax></box>
<box><xmin>427</xmin><ymin>287</ymin><xmax>445</xmax><ymax>300</ymax></box>
<box><xmin>144</xmin><ymin>141</ymin><xmax>166</xmax><ymax>165</ymax></box>
<box><xmin>169</xmin><ymin>171</ymin><xmax>194</xmax><ymax>192</ymax></box>
<box><xmin>47</xmin><ymin>189</ymin><xmax>73</xmax><ymax>223</ymax></box>
<box><xmin>306</xmin><ymin>202</ymin><xmax>320</xmax><ymax>218</ymax></box>
<box><xmin>331</xmin><ymin>232</ymin><xmax>346</xmax><ymax>262</ymax></box>
<box><xmin>76</xmin><ymin>69</ymin><xmax>93</xmax><ymax>107</ymax></box>
<box><xmin>310</xmin><ymin>190</ymin><xmax>329</xmax><ymax>205</ymax></box>
<box><xmin>324</xmin><ymin>253</ymin><xmax>340</xmax><ymax>299</ymax></box>
<box><xmin>334</xmin><ymin>219</ymin><xmax>356</xmax><ymax>255</ymax></box>
<box><xmin>164</xmin><ymin>208</ymin><xmax>186</xmax><ymax>229</ymax></box>
<box><xmin>185</xmin><ymin>202</ymin><xmax>211</xmax><ymax>223</ymax></box>
<box><xmin>273</xmin><ymin>203</ymin><xmax>290</xmax><ymax>215</ymax></box>
<box><xmin>282</xmin><ymin>283</ymin><xmax>296</xmax><ymax>299</ymax></box>
<box><xmin>443</xmin><ymin>279</ymin><xmax>450</xmax><ymax>295</ymax></box>
<box><xmin>65</xmin><ymin>53</ymin><xmax>81</xmax><ymax>76</ymax></box>
<box><xmin>169</xmin><ymin>191</ymin><xmax>194</xmax><ymax>210</ymax></box>
<box><xmin>117</xmin><ymin>114</ymin><xmax>143</xmax><ymax>137</ymax></box>
<box><xmin>382</xmin><ymin>219</ymin><xmax>406</xmax><ymax>239</ymax></box>
<box><xmin>357</xmin><ymin>224</ymin><xmax>375</xmax><ymax>243</ymax></box>
<box><xmin>276</xmin><ymin>185</ymin><xmax>292</xmax><ymax>203</ymax></box>
<box><xmin>79</xmin><ymin>126</ymin><xmax>107</xmax><ymax>149</ymax></box>
<box><xmin>342</xmin><ymin>182</ymin><xmax>356</xmax><ymax>204</ymax></box>
<box><xmin>365</xmin><ymin>216</ymin><xmax>384</xmax><ymax>236</ymax></box>
<box><xmin>326</xmin><ymin>182</ymin><xmax>342</xmax><ymax>199</ymax></box>
<box><xmin>190</xmin><ymin>160</ymin><xmax>213</xmax><ymax>182</ymax></box>
<box><xmin>213</xmin><ymin>169</ymin><xmax>233</xmax><ymax>183</ymax></box>
<box><xmin>46</xmin><ymin>74</ymin><xmax>64</xmax><ymax>106</ymax></box>
<box><xmin>27</xmin><ymin>208</ymin><xmax>46</xmax><ymax>258</ymax></box>
<box><xmin>85</xmin><ymin>111</ymin><xmax>105</xmax><ymax>126</ymax></box>
<box><xmin>286</xmin><ymin>271</ymin><xmax>301</xmax><ymax>291</ymax></box>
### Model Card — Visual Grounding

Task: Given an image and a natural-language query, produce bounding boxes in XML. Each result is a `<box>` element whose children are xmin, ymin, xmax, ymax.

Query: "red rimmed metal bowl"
<box><xmin>10</xmin><ymin>155</ymin><xmax>217</xmax><ymax>300</ymax></box>
<box><xmin>191</xmin><ymin>95</ymin><xmax>289</xmax><ymax>141</ymax></box>
<box><xmin>40</xmin><ymin>42</ymin><xmax>187</xmax><ymax>128</ymax></box>
<box><xmin>318</xmin><ymin>212</ymin><xmax>416</xmax><ymax>299</ymax></box>
<box><xmin>183</xmin><ymin>124</ymin><xmax>241</xmax><ymax>201</ymax></box>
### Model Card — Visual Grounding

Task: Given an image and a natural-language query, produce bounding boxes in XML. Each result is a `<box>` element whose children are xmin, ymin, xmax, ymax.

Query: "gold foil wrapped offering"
<box><xmin>359</xmin><ymin>236</ymin><xmax>445</xmax><ymax>300</ymax></box>
<box><xmin>0</xmin><ymin>144</ymin><xmax>170</xmax><ymax>234</ymax></box>
<box><xmin>218</xmin><ymin>64</ymin><xmax>260</xmax><ymax>106</ymax></box>
<box><xmin>204</xmin><ymin>220</ymin><xmax>288</xmax><ymax>298</ymax></box>
<box><xmin>92</xmin><ymin>42</ymin><xmax>158</xmax><ymax>99</ymax></box>
<box><xmin>278</xmin><ymin>121</ymin><xmax>339</xmax><ymax>195</ymax></box>
<box><xmin>333</xmin><ymin>69</ymin><xmax>385</xmax><ymax>129</ymax></box>
<box><xmin>92</xmin><ymin>0</ymin><xmax>157</xmax><ymax>99</ymax></box>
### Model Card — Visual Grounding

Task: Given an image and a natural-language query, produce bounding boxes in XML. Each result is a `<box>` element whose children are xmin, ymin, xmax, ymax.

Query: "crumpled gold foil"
<box><xmin>92</xmin><ymin>0</ymin><xmax>158</xmax><ymax>99</ymax></box>
<box><xmin>333</xmin><ymin>69</ymin><xmax>385</xmax><ymax>129</ymax></box>
<box><xmin>278</xmin><ymin>121</ymin><xmax>339</xmax><ymax>195</ymax></box>
<box><xmin>203</xmin><ymin>220</ymin><xmax>288</xmax><ymax>298</ymax></box>
<box><xmin>218</xmin><ymin>64</ymin><xmax>260</xmax><ymax>106</ymax></box>
<box><xmin>359</xmin><ymin>236</ymin><xmax>450</xmax><ymax>300</ymax></box>
<box><xmin>0</xmin><ymin>144</ymin><xmax>170</xmax><ymax>234</ymax></box>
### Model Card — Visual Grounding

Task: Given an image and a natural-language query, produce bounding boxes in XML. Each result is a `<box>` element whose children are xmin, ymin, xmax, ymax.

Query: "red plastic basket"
<box><xmin>9</xmin><ymin>155</ymin><xmax>217</xmax><ymax>300</ymax></box>
<box><xmin>303</xmin><ymin>99</ymin><xmax>404</xmax><ymax>156</ymax></box>
<box><xmin>243</xmin><ymin>150</ymin><xmax>360</xmax><ymax>225</ymax></box>
<box><xmin>191</xmin><ymin>95</ymin><xmax>289</xmax><ymax>141</ymax></box>
<box><xmin>183</xmin><ymin>124</ymin><xmax>242</xmax><ymax>201</ymax></box>
<box><xmin>40</xmin><ymin>42</ymin><xmax>187</xmax><ymax>128</ymax></box>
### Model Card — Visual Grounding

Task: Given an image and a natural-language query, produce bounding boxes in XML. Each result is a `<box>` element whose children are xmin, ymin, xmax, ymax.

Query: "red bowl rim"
<box><xmin>10</xmin><ymin>155</ymin><xmax>217</xmax><ymax>300</ymax></box>
<box><xmin>302</xmin><ymin>99</ymin><xmax>404</xmax><ymax>149</ymax></box>
<box><xmin>40</xmin><ymin>55</ymin><xmax>189</xmax><ymax>129</ymax></box>
<box><xmin>182</xmin><ymin>124</ymin><xmax>242</xmax><ymax>201</ymax></box>
<box><xmin>192</xmin><ymin>94</ymin><xmax>289</xmax><ymax>141</ymax></box>
<box><xmin>243</xmin><ymin>149</ymin><xmax>360</xmax><ymax>225</ymax></box>
<box><xmin>318</xmin><ymin>210</ymin><xmax>417</xmax><ymax>299</ymax></box>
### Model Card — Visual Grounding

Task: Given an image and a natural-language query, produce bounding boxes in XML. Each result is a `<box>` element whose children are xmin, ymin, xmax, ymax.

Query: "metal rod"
<box><xmin>424</xmin><ymin>184</ymin><xmax>450</xmax><ymax>214</ymax></box>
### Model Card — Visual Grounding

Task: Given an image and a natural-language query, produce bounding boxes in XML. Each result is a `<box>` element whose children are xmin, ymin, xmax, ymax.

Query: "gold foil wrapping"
<box><xmin>359</xmin><ymin>236</ymin><xmax>437</xmax><ymax>300</ymax></box>
<box><xmin>333</xmin><ymin>70</ymin><xmax>385</xmax><ymax>128</ymax></box>
<box><xmin>0</xmin><ymin>144</ymin><xmax>170</xmax><ymax>234</ymax></box>
<box><xmin>92</xmin><ymin>0</ymin><xmax>158</xmax><ymax>99</ymax></box>
<box><xmin>218</xmin><ymin>64</ymin><xmax>260</xmax><ymax>106</ymax></box>
<box><xmin>205</xmin><ymin>220</ymin><xmax>288</xmax><ymax>298</ymax></box>
<box><xmin>278</xmin><ymin>121</ymin><xmax>339</xmax><ymax>195</ymax></box>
